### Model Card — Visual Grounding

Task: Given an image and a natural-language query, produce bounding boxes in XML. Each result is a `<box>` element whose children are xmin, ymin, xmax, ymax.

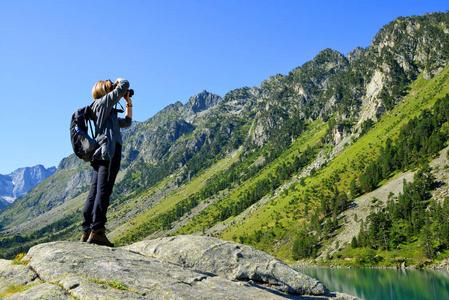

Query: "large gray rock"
<box><xmin>124</xmin><ymin>235</ymin><xmax>325</xmax><ymax>295</ymax></box>
<box><xmin>0</xmin><ymin>259</ymin><xmax>67</xmax><ymax>299</ymax></box>
<box><xmin>23</xmin><ymin>241</ymin><xmax>302</xmax><ymax>299</ymax></box>
<box><xmin>6</xmin><ymin>282</ymin><xmax>69</xmax><ymax>300</ymax></box>
<box><xmin>0</xmin><ymin>237</ymin><xmax>358</xmax><ymax>299</ymax></box>
<box><xmin>0</xmin><ymin>259</ymin><xmax>37</xmax><ymax>292</ymax></box>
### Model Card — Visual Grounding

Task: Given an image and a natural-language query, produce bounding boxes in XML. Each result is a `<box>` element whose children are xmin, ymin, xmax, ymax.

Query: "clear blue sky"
<box><xmin>0</xmin><ymin>1</ymin><xmax>447</xmax><ymax>174</ymax></box>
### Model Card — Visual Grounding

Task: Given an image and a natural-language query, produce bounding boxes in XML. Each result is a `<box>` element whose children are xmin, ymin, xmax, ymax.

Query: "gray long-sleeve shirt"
<box><xmin>91</xmin><ymin>79</ymin><xmax>131</xmax><ymax>161</ymax></box>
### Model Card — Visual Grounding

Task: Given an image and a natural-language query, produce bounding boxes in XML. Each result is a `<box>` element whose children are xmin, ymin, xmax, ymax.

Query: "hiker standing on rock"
<box><xmin>80</xmin><ymin>78</ymin><xmax>133</xmax><ymax>246</ymax></box>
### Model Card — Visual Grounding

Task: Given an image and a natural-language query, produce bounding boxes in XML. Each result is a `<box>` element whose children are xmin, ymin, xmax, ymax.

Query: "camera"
<box><xmin>126</xmin><ymin>89</ymin><xmax>134</xmax><ymax>97</ymax></box>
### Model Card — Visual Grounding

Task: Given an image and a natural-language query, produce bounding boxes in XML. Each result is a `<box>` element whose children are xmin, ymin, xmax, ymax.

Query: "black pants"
<box><xmin>82</xmin><ymin>143</ymin><xmax>122</xmax><ymax>232</ymax></box>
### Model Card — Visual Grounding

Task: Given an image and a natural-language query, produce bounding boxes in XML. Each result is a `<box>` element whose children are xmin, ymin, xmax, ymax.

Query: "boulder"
<box><xmin>0</xmin><ymin>259</ymin><xmax>37</xmax><ymax>290</ymax></box>
<box><xmin>25</xmin><ymin>241</ymin><xmax>293</xmax><ymax>299</ymax></box>
<box><xmin>0</xmin><ymin>236</ymin><xmax>359</xmax><ymax>299</ymax></box>
<box><xmin>124</xmin><ymin>235</ymin><xmax>324</xmax><ymax>295</ymax></box>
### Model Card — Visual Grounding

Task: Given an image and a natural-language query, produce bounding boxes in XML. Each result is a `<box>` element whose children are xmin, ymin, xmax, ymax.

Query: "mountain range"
<box><xmin>1</xmin><ymin>11</ymin><xmax>449</xmax><ymax>268</ymax></box>
<box><xmin>0</xmin><ymin>165</ymin><xmax>56</xmax><ymax>208</ymax></box>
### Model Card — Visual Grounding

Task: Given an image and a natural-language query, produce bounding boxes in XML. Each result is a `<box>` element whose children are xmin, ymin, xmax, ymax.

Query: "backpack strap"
<box><xmin>88</xmin><ymin>119</ymin><xmax>95</xmax><ymax>138</ymax></box>
<box><xmin>87</xmin><ymin>103</ymin><xmax>97</xmax><ymax>138</ymax></box>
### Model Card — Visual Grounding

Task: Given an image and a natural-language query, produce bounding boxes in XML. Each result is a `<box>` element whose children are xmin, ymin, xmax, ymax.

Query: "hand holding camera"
<box><xmin>124</xmin><ymin>93</ymin><xmax>133</xmax><ymax>107</ymax></box>
<box><xmin>114</xmin><ymin>78</ymin><xmax>134</xmax><ymax>106</ymax></box>
<box><xmin>125</xmin><ymin>88</ymin><xmax>134</xmax><ymax>100</ymax></box>
<box><xmin>124</xmin><ymin>89</ymin><xmax>134</xmax><ymax>107</ymax></box>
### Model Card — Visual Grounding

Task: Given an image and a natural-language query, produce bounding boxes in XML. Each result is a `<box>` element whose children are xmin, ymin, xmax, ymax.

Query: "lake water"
<box><xmin>297</xmin><ymin>266</ymin><xmax>449</xmax><ymax>300</ymax></box>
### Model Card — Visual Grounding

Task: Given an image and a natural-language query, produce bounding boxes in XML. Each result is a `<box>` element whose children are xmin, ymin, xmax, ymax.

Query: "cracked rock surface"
<box><xmin>125</xmin><ymin>235</ymin><xmax>325</xmax><ymax>295</ymax></box>
<box><xmin>0</xmin><ymin>236</ymin><xmax>359</xmax><ymax>299</ymax></box>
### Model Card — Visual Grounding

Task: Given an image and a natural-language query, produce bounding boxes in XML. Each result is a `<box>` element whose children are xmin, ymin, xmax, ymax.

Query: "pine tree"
<box><xmin>422</xmin><ymin>221</ymin><xmax>435</xmax><ymax>259</ymax></box>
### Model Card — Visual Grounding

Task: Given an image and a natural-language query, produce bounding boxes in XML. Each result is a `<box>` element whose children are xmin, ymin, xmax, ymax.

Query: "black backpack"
<box><xmin>70</xmin><ymin>104</ymin><xmax>98</xmax><ymax>162</ymax></box>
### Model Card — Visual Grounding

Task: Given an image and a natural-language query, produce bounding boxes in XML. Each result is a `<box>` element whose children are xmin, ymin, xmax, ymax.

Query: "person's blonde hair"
<box><xmin>92</xmin><ymin>80</ymin><xmax>113</xmax><ymax>99</ymax></box>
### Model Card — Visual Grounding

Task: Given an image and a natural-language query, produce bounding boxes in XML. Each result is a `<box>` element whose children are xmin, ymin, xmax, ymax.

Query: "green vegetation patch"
<box><xmin>12</xmin><ymin>252</ymin><xmax>29</xmax><ymax>265</ymax></box>
<box><xmin>89</xmin><ymin>278</ymin><xmax>132</xmax><ymax>291</ymax></box>
<box><xmin>0</xmin><ymin>283</ymin><xmax>35</xmax><ymax>298</ymax></box>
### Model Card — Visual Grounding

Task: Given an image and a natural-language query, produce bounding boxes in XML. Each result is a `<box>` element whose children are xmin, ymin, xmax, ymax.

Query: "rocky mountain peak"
<box><xmin>288</xmin><ymin>48</ymin><xmax>349</xmax><ymax>88</ymax></box>
<box><xmin>0</xmin><ymin>165</ymin><xmax>56</xmax><ymax>205</ymax></box>
<box><xmin>312</xmin><ymin>48</ymin><xmax>348</xmax><ymax>66</ymax></box>
<box><xmin>185</xmin><ymin>90</ymin><xmax>222</xmax><ymax>114</ymax></box>
<box><xmin>161</xmin><ymin>100</ymin><xmax>185</xmax><ymax>115</ymax></box>
<box><xmin>370</xmin><ymin>12</ymin><xmax>449</xmax><ymax>74</ymax></box>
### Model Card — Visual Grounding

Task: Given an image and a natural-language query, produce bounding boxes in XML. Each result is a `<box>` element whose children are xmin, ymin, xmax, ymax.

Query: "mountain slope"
<box><xmin>319</xmin><ymin>145</ymin><xmax>449</xmax><ymax>261</ymax></box>
<box><xmin>218</xmin><ymin>64</ymin><xmax>449</xmax><ymax>261</ymax></box>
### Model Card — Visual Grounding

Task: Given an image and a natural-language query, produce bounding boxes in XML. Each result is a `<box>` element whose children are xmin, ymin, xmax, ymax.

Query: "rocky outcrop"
<box><xmin>125</xmin><ymin>235</ymin><xmax>324</xmax><ymax>295</ymax></box>
<box><xmin>0</xmin><ymin>236</ymin><xmax>358</xmax><ymax>299</ymax></box>
<box><xmin>0</xmin><ymin>258</ymin><xmax>68</xmax><ymax>299</ymax></box>
<box><xmin>0</xmin><ymin>259</ymin><xmax>37</xmax><ymax>289</ymax></box>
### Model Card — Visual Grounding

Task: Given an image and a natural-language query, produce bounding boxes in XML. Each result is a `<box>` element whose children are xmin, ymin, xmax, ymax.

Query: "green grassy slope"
<box><xmin>220</xmin><ymin>65</ymin><xmax>449</xmax><ymax>262</ymax></box>
<box><xmin>175</xmin><ymin>119</ymin><xmax>327</xmax><ymax>235</ymax></box>
<box><xmin>111</xmin><ymin>147</ymin><xmax>243</xmax><ymax>245</ymax></box>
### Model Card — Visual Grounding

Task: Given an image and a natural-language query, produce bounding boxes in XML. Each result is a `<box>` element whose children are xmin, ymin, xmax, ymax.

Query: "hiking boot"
<box><xmin>80</xmin><ymin>230</ymin><xmax>91</xmax><ymax>242</ymax></box>
<box><xmin>87</xmin><ymin>228</ymin><xmax>114</xmax><ymax>247</ymax></box>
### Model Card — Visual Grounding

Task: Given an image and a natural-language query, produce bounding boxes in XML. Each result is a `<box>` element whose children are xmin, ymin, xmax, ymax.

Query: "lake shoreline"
<box><xmin>292</xmin><ymin>259</ymin><xmax>449</xmax><ymax>272</ymax></box>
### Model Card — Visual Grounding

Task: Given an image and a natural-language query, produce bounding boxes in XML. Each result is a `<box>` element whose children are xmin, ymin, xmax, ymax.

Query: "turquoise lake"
<box><xmin>297</xmin><ymin>267</ymin><xmax>449</xmax><ymax>300</ymax></box>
